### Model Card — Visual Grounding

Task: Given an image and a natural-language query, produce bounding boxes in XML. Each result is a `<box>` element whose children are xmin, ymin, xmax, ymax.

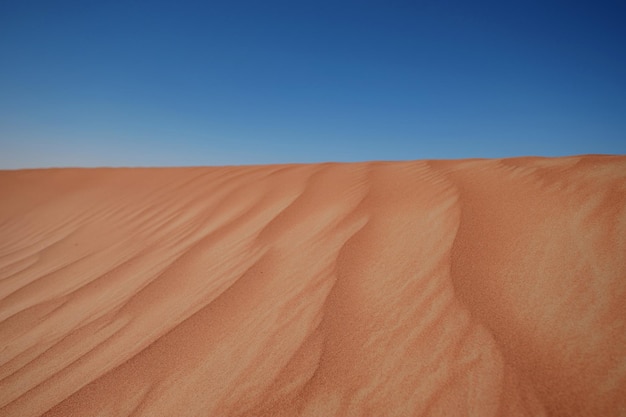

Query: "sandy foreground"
<box><xmin>0</xmin><ymin>155</ymin><xmax>625</xmax><ymax>417</ymax></box>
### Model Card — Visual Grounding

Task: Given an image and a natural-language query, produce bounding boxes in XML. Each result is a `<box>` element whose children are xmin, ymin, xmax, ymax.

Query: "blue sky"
<box><xmin>1</xmin><ymin>0</ymin><xmax>625</xmax><ymax>168</ymax></box>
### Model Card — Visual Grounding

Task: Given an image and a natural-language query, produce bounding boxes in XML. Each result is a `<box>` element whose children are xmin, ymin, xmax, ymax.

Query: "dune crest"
<box><xmin>1</xmin><ymin>156</ymin><xmax>625</xmax><ymax>416</ymax></box>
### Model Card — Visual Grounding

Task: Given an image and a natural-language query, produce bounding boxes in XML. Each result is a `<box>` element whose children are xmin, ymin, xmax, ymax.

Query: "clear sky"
<box><xmin>1</xmin><ymin>0</ymin><xmax>625</xmax><ymax>168</ymax></box>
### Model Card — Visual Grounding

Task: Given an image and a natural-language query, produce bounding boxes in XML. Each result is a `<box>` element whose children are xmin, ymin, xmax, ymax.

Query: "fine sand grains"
<box><xmin>0</xmin><ymin>156</ymin><xmax>625</xmax><ymax>416</ymax></box>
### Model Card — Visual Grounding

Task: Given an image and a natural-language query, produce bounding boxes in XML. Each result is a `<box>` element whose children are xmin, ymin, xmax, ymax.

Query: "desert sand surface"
<box><xmin>0</xmin><ymin>155</ymin><xmax>625</xmax><ymax>417</ymax></box>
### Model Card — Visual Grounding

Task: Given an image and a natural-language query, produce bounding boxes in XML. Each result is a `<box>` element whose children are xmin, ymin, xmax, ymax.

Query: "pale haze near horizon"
<box><xmin>1</xmin><ymin>1</ymin><xmax>625</xmax><ymax>169</ymax></box>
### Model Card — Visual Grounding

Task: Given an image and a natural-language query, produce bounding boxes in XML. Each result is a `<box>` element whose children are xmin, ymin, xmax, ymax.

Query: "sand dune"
<box><xmin>1</xmin><ymin>156</ymin><xmax>625</xmax><ymax>416</ymax></box>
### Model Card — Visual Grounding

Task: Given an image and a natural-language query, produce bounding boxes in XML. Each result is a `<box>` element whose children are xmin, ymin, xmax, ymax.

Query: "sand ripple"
<box><xmin>0</xmin><ymin>157</ymin><xmax>625</xmax><ymax>416</ymax></box>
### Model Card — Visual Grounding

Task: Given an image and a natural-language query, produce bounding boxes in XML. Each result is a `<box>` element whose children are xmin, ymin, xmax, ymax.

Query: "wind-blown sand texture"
<box><xmin>1</xmin><ymin>155</ymin><xmax>625</xmax><ymax>417</ymax></box>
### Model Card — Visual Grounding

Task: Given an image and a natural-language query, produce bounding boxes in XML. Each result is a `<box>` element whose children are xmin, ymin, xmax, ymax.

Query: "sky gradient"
<box><xmin>1</xmin><ymin>0</ymin><xmax>625</xmax><ymax>168</ymax></box>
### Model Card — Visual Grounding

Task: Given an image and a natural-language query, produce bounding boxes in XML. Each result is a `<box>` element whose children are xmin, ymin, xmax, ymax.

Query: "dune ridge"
<box><xmin>0</xmin><ymin>156</ymin><xmax>625</xmax><ymax>416</ymax></box>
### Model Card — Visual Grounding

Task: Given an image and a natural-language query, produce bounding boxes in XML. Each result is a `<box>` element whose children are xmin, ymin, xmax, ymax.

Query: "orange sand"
<box><xmin>0</xmin><ymin>156</ymin><xmax>625</xmax><ymax>416</ymax></box>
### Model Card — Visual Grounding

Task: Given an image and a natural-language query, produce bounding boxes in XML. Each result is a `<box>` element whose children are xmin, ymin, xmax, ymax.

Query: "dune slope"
<box><xmin>0</xmin><ymin>156</ymin><xmax>625</xmax><ymax>416</ymax></box>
